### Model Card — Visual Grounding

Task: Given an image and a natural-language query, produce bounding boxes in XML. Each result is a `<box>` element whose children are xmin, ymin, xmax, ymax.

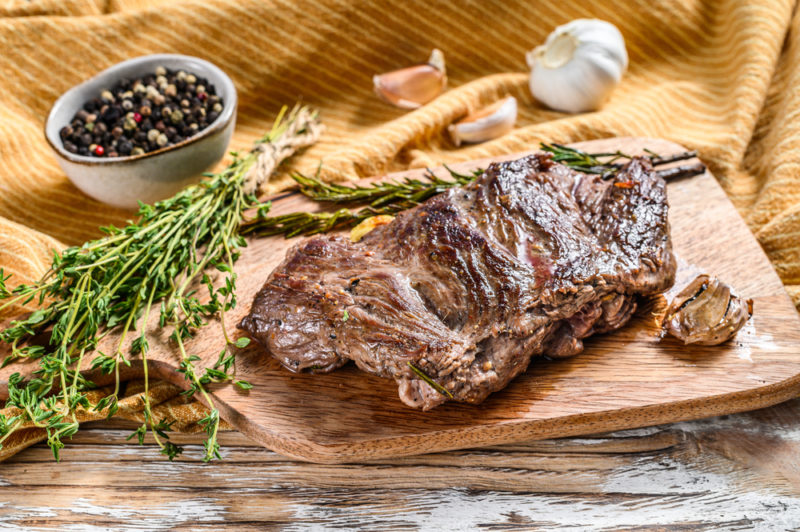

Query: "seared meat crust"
<box><xmin>239</xmin><ymin>153</ymin><xmax>676</xmax><ymax>410</ymax></box>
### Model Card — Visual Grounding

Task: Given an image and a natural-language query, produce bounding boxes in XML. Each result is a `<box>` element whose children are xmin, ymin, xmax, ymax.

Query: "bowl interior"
<box><xmin>45</xmin><ymin>54</ymin><xmax>237</xmax><ymax>163</ymax></box>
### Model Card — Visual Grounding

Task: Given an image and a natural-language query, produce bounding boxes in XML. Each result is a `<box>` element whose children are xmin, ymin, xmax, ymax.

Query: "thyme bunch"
<box><xmin>0</xmin><ymin>105</ymin><xmax>321</xmax><ymax>461</ymax></box>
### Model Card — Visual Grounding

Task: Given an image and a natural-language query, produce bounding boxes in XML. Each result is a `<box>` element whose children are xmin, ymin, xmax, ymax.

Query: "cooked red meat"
<box><xmin>239</xmin><ymin>153</ymin><xmax>676</xmax><ymax>410</ymax></box>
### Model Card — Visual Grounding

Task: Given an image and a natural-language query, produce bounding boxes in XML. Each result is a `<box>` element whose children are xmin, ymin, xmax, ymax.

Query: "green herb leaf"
<box><xmin>235</xmin><ymin>380</ymin><xmax>253</xmax><ymax>390</ymax></box>
<box><xmin>234</xmin><ymin>337</ymin><xmax>251</xmax><ymax>349</ymax></box>
<box><xmin>407</xmin><ymin>361</ymin><xmax>453</xmax><ymax>399</ymax></box>
<box><xmin>0</xmin><ymin>104</ymin><xmax>320</xmax><ymax>462</ymax></box>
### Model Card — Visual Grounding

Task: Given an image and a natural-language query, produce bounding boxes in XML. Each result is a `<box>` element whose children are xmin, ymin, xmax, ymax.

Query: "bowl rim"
<box><xmin>44</xmin><ymin>53</ymin><xmax>237</xmax><ymax>167</ymax></box>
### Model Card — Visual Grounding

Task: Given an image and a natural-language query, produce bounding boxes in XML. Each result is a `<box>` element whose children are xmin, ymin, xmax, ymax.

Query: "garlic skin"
<box><xmin>374</xmin><ymin>49</ymin><xmax>447</xmax><ymax>109</ymax></box>
<box><xmin>526</xmin><ymin>19</ymin><xmax>628</xmax><ymax>113</ymax></box>
<box><xmin>448</xmin><ymin>96</ymin><xmax>517</xmax><ymax>146</ymax></box>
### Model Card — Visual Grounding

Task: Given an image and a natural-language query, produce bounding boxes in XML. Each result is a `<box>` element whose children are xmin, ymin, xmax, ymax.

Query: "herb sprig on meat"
<box><xmin>243</xmin><ymin>143</ymin><xmax>705</xmax><ymax>238</ymax></box>
<box><xmin>241</xmin><ymin>166</ymin><xmax>481</xmax><ymax>237</ymax></box>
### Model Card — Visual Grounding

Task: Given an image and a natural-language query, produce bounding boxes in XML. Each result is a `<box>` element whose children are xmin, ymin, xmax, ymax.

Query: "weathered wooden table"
<box><xmin>1</xmin><ymin>398</ymin><xmax>798</xmax><ymax>530</ymax></box>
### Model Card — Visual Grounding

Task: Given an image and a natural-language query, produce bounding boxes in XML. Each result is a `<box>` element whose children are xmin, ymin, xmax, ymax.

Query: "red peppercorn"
<box><xmin>198</xmin><ymin>92</ymin><xmax>207</xmax><ymax>101</ymax></box>
<box><xmin>133</xmin><ymin>112</ymin><xmax>142</xmax><ymax>123</ymax></box>
<box><xmin>95</xmin><ymin>145</ymin><xmax>105</xmax><ymax>156</ymax></box>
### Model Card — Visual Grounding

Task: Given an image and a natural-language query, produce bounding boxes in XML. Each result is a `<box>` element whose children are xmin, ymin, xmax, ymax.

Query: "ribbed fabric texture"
<box><xmin>1</xmin><ymin>0</ymin><xmax>798</xmax><ymax>458</ymax></box>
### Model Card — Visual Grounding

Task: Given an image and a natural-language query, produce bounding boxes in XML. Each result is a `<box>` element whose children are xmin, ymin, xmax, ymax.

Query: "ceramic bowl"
<box><xmin>44</xmin><ymin>54</ymin><xmax>237</xmax><ymax>210</ymax></box>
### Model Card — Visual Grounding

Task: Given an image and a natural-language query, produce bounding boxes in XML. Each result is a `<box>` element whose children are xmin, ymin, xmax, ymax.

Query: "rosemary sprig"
<box><xmin>0</xmin><ymin>105</ymin><xmax>320</xmax><ymax>461</ymax></box>
<box><xmin>244</xmin><ymin>143</ymin><xmax>704</xmax><ymax>239</ymax></box>
<box><xmin>241</xmin><ymin>166</ymin><xmax>481</xmax><ymax>237</ymax></box>
<box><xmin>540</xmin><ymin>142</ymin><xmax>701</xmax><ymax>178</ymax></box>
<box><xmin>290</xmin><ymin>168</ymin><xmax>478</xmax><ymax>206</ymax></box>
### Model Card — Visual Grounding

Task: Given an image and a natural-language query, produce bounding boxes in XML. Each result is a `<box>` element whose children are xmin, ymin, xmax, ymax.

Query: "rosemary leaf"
<box><xmin>407</xmin><ymin>361</ymin><xmax>453</xmax><ymax>399</ymax></box>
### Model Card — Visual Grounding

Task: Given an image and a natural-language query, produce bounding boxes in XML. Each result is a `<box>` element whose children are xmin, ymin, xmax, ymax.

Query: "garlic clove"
<box><xmin>448</xmin><ymin>96</ymin><xmax>518</xmax><ymax>146</ymax></box>
<box><xmin>374</xmin><ymin>49</ymin><xmax>447</xmax><ymax>109</ymax></box>
<box><xmin>526</xmin><ymin>19</ymin><xmax>628</xmax><ymax>113</ymax></box>
<box><xmin>350</xmin><ymin>215</ymin><xmax>395</xmax><ymax>242</ymax></box>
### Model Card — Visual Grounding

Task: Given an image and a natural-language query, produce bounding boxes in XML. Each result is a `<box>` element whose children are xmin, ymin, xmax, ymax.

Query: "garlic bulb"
<box><xmin>526</xmin><ymin>19</ymin><xmax>628</xmax><ymax>113</ymax></box>
<box><xmin>662</xmin><ymin>274</ymin><xmax>753</xmax><ymax>346</ymax></box>
<box><xmin>448</xmin><ymin>96</ymin><xmax>517</xmax><ymax>146</ymax></box>
<box><xmin>374</xmin><ymin>49</ymin><xmax>447</xmax><ymax>109</ymax></box>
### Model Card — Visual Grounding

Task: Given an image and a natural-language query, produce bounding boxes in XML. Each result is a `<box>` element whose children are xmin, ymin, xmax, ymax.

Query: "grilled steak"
<box><xmin>239</xmin><ymin>153</ymin><xmax>676</xmax><ymax>410</ymax></box>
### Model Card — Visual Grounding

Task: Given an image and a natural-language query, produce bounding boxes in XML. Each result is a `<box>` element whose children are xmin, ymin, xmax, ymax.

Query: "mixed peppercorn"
<box><xmin>60</xmin><ymin>66</ymin><xmax>224</xmax><ymax>158</ymax></box>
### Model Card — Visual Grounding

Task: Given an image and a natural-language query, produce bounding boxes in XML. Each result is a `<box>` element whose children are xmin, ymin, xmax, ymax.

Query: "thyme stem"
<box><xmin>0</xmin><ymin>105</ymin><xmax>321</xmax><ymax>461</ymax></box>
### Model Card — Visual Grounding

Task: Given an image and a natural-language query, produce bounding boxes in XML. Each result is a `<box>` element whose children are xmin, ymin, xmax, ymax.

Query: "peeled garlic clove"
<box><xmin>662</xmin><ymin>274</ymin><xmax>753</xmax><ymax>346</ymax></box>
<box><xmin>350</xmin><ymin>215</ymin><xmax>395</xmax><ymax>242</ymax></box>
<box><xmin>374</xmin><ymin>49</ymin><xmax>447</xmax><ymax>109</ymax></box>
<box><xmin>448</xmin><ymin>96</ymin><xmax>517</xmax><ymax>146</ymax></box>
<box><xmin>526</xmin><ymin>19</ymin><xmax>628</xmax><ymax>113</ymax></box>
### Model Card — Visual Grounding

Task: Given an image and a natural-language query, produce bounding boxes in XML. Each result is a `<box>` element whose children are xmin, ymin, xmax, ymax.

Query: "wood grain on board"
<box><xmin>2</xmin><ymin>137</ymin><xmax>799</xmax><ymax>463</ymax></box>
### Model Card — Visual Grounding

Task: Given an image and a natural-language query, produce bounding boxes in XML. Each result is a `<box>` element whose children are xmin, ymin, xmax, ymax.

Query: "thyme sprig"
<box><xmin>241</xmin><ymin>166</ymin><xmax>481</xmax><ymax>237</ymax></box>
<box><xmin>0</xmin><ymin>105</ymin><xmax>320</xmax><ymax>461</ymax></box>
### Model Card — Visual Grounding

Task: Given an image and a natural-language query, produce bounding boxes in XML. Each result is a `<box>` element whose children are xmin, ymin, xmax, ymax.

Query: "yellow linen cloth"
<box><xmin>1</xmin><ymin>0</ymin><xmax>799</xmax><ymax>460</ymax></box>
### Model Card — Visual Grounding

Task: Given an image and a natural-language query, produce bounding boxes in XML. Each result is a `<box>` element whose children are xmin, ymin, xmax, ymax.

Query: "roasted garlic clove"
<box><xmin>662</xmin><ymin>274</ymin><xmax>753</xmax><ymax>346</ymax></box>
<box><xmin>448</xmin><ymin>96</ymin><xmax>518</xmax><ymax>146</ymax></box>
<box><xmin>350</xmin><ymin>215</ymin><xmax>395</xmax><ymax>242</ymax></box>
<box><xmin>374</xmin><ymin>49</ymin><xmax>447</xmax><ymax>109</ymax></box>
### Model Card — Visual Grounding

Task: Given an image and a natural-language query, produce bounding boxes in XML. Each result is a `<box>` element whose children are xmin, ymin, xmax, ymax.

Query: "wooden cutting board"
<box><xmin>2</xmin><ymin>137</ymin><xmax>799</xmax><ymax>463</ymax></box>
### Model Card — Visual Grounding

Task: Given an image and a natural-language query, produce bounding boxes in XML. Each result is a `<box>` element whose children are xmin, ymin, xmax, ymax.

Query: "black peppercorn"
<box><xmin>101</xmin><ymin>106</ymin><xmax>120</xmax><ymax>124</ymax></box>
<box><xmin>63</xmin><ymin>66</ymin><xmax>223</xmax><ymax>157</ymax></box>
